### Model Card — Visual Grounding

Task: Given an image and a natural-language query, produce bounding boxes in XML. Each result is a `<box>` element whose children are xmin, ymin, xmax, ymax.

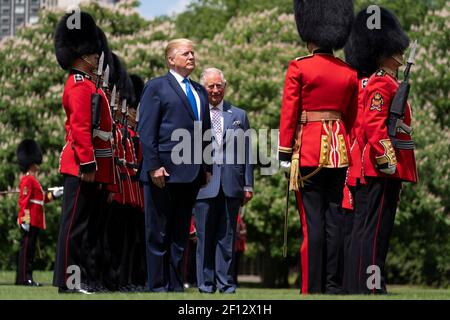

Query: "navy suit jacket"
<box><xmin>138</xmin><ymin>72</ymin><xmax>212</xmax><ymax>183</ymax></box>
<box><xmin>197</xmin><ymin>101</ymin><xmax>254</xmax><ymax>200</ymax></box>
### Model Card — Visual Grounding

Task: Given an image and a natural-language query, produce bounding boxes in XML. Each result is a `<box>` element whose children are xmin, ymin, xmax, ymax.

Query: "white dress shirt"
<box><xmin>170</xmin><ymin>69</ymin><xmax>201</xmax><ymax>119</ymax></box>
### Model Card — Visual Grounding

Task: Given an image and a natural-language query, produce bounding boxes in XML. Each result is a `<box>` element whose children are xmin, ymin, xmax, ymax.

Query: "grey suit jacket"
<box><xmin>197</xmin><ymin>101</ymin><xmax>254</xmax><ymax>200</ymax></box>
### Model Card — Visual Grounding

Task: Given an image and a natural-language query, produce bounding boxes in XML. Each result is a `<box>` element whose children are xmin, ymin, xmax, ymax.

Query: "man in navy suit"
<box><xmin>138</xmin><ymin>39</ymin><xmax>212</xmax><ymax>292</ymax></box>
<box><xmin>194</xmin><ymin>68</ymin><xmax>254</xmax><ymax>294</ymax></box>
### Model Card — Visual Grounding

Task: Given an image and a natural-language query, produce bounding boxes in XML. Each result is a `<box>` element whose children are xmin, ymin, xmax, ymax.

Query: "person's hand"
<box><xmin>20</xmin><ymin>223</ymin><xmax>30</xmax><ymax>232</ymax></box>
<box><xmin>51</xmin><ymin>187</ymin><xmax>64</xmax><ymax>199</ymax></box>
<box><xmin>379</xmin><ymin>164</ymin><xmax>397</xmax><ymax>175</ymax></box>
<box><xmin>81</xmin><ymin>171</ymin><xmax>96</xmax><ymax>183</ymax></box>
<box><xmin>280</xmin><ymin>161</ymin><xmax>291</xmax><ymax>175</ymax></box>
<box><xmin>107</xmin><ymin>192</ymin><xmax>114</xmax><ymax>204</ymax></box>
<box><xmin>242</xmin><ymin>191</ymin><xmax>253</xmax><ymax>206</ymax></box>
<box><xmin>150</xmin><ymin>167</ymin><xmax>170</xmax><ymax>188</ymax></box>
<box><xmin>201</xmin><ymin>172</ymin><xmax>212</xmax><ymax>188</ymax></box>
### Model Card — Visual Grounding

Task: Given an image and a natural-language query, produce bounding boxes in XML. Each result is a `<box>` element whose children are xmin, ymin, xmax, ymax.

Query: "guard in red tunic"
<box><xmin>341</xmin><ymin>8</ymin><xmax>382</xmax><ymax>293</ymax></box>
<box><xmin>15</xmin><ymin>140</ymin><xmax>60</xmax><ymax>286</ymax></box>
<box><xmin>353</xmin><ymin>8</ymin><xmax>418</xmax><ymax>294</ymax></box>
<box><xmin>278</xmin><ymin>0</ymin><xmax>357</xmax><ymax>294</ymax></box>
<box><xmin>53</xmin><ymin>12</ymin><xmax>114</xmax><ymax>294</ymax></box>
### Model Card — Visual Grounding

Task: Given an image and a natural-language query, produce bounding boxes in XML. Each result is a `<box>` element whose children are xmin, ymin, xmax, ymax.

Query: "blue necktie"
<box><xmin>183</xmin><ymin>78</ymin><xmax>199</xmax><ymax>120</ymax></box>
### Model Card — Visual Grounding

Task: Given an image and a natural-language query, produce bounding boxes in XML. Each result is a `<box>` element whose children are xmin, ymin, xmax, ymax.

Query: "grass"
<box><xmin>0</xmin><ymin>271</ymin><xmax>449</xmax><ymax>300</ymax></box>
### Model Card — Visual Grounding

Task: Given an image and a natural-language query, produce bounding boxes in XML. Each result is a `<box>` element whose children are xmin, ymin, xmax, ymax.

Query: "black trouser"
<box><xmin>351</xmin><ymin>177</ymin><xmax>402</xmax><ymax>294</ymax></box>
<box><xmin>130</xmin><ymin>210</ymin><xmax>147</xmax><ymax>287</ymax></box>
<box><xmin>53</xmin><ymin>175</ymin><xmax>106</xmax><ymax>288</ymax></box>
<box><xmin>295</xmin><ymin>167</ymin><xmax>347</xmax><ymax>294</ymax></box>
<box><xmin>344</xmin><ymin>181</ymin><xmax>367</xmax><ymax>294</ymax></box>
<box><xmin>102</xmin><ymin>201</ymin><xmax>127</xmax><ymax>290</ymax></box>
<box><xmin>16</xmin><ymin>226</ymin><xmax>40</xmax><ymax>285</ymax></box>
<box><xmin>143</xmin><ymin>173</ymin><xmax>203</xmax><ymax>292</ymax></box>
<box><xmin>183</xmin><ymin>237</ymin><xmax>197</xmax><ymax>287</ymax></box>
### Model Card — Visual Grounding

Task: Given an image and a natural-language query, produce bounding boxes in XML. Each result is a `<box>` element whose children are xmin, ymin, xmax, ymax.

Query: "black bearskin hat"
<box><xmin>54</xmin><ymin>11</ymin><xmax>100</xmax><ymax>70</ymax></box>
<box><xmin>344</xmin><ymin>7</ymin><xmax>410</xmax><ymax>77</ymax></box>
<box><xmin>110</xmin><ymin>53</ymin><xmax>123</xmax><ymax>87</ymax></box>
<box><xmin>293</xmin><ymin>0</ymin><xmax>354</xmax><ymax>50</ymax></box>
<box><xmin>17</xmin><ymin>139</ymin><xmax>43</xmax><ymax>173</ymax></box>
<box><xmin>122</xmin><ymin>75</ymin><xmax>136</xmax><ymax>107</ymax></box>
<box><xmin>117</xmin><ymin>63</ymin><xmax>135</xmax><ymax>106</ymax></box>
<box><xmin>129</xmin><ymin>75</ymin><xmax>145</xmax><ymax>109</ymax></box>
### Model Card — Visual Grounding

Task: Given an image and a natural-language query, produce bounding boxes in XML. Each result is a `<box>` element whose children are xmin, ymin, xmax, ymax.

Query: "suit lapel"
<box><xmin>166</xmin><ymin>72</ymin><xmax>196</xmax><ymax>120</ymax></box>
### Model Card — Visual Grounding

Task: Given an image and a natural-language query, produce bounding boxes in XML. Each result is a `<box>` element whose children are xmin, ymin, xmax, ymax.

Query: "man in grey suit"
<box><xmin>194</xmin><ymin>68</ymin><xmax>254</xmax><ymax>294</ymax></box>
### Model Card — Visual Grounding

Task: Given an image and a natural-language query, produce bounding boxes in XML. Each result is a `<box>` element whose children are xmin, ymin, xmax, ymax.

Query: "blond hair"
<box><xmin>165</xmin><ymin>38</ymin><xmax>194</xmax><ymax>66</ymax></box>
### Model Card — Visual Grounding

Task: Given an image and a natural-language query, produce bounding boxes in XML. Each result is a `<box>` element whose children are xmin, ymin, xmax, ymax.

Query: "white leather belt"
<box><xmin>30</xmin><ymin>199</ymin><xmax>44</xmax><ymax>206</ymax></box>
<box><xmin>93</xmin><ymin>129</ymin><xmax>113</xmax><ymax>142</ymax></box>
<box><xmin>95</xmin><ymin>148</ymin><xmax>113</xmax><ymax>158</ymax></box>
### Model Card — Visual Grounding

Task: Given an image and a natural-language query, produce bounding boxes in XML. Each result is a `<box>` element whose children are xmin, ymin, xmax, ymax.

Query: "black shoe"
<box><xmin>58</xmin><ymin>286</ymin><xmax>95</xmax><ymax>295</ymax></box>
<box><xmin>22</xmin><ymin>280</ymin><xmax>41</xmax><ymax>287</ymax></box>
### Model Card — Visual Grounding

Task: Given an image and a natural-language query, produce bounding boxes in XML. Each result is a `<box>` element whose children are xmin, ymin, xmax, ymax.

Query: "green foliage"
<box><xmin>354</xmin><ymin>0</ymin><xmax>448</xmax><ymax>30</ymax></box>
<box><xmin>175</xmin><ymin>0</ymin><xmax>292</xmax><ymax>40</ymax></box>
<box><xmin>0</xmin><ymin>0</ymin><xmax>448</xmax><ymax>288</ymax></box>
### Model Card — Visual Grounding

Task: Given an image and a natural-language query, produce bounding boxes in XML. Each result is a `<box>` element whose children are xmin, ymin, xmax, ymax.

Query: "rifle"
<box><xmin>120</xmin><ymin>99</ymin><xmax>128</xmax><ymax>156</ymax></box>
<box><xmin>0</xmin><ymin>187</ymin><xmax>63</xmax><ymax>197</ymax></box>
<box><xmin>91</xmin><ymin>52</ymin><xmax>105</xmax><ymax>136</ymax></box>
<box><xmin>0</xmin><ymin>189</ymin><xmax>19</xmax><ymax>196</ymax></box>
<box><xmin>387</xmin><ymin>41</ymin><xmax>417</xmax><ymax>149</ymax></box>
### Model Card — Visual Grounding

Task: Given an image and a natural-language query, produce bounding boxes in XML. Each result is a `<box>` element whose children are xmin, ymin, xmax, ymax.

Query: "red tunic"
<box><xmin>279</xmin><ymin>52</ymin><xmax>359</xmax><ymax>168</ymax></box>
<box><xmin>346</xmin><ymin>77</ymin><xmax>369</xmax><ymax>187</ymax></box>
<box><xmin>17</xmin><ymin>175</ymin><xmax>47</xmax><ymax>230</ymax></box>
<box><xmin>59</xmin><ymin>71</ymin><xmax>114</xmax><ymax>185</ymax></box>
<box><xmin>361</xmin><ymin>70</ymin><xmax>418</xmax><ymax>183</ymax></box>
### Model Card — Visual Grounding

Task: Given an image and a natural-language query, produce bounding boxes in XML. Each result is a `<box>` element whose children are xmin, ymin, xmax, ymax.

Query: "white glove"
<box><xmin>379</xmin><ymin>164</ymin><xmax>397</xmax><ymax>175</ymax></box>
<box><xmin>280</xmin><ymin>161</ymin><xmax>291</xmax><ymax>174</ymax></box>
<box><xmin>20</xmin><ymin>223</ymin><xmax>30</xmax><ymax>232</ymax></box>
<box><xmin>52</xmin><ymin>187</ymin><xmax>64</xmax><ymax>199</ymax></box>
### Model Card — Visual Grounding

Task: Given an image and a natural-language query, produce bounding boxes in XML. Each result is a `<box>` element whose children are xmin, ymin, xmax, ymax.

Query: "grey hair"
<box><xmin>200</xmin><ymin>68</ymin><xmax>227</xmax><ymax>86</ymax></box>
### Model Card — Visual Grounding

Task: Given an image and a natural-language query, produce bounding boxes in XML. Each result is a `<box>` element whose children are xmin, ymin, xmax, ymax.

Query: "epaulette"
<box><xmin>73</xmin><ymin>74</ymin><xmax>85</xmax><ymax>83</ymax></box>
<box><xmin>295</xmin><ymin>54</ymin><xmax>314</xmax><ymax>61</ymax></box>
<box><xmin>375</xmin><ymin>69</ymin><xmax>386</xmax><ymax>77</ymax></box>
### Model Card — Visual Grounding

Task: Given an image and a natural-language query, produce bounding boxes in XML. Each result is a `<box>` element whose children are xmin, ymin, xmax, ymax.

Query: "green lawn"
<box><xmin>0</xmin><ymin>271</ymin><xmax>448</xmax><ymax>300</ymax></box>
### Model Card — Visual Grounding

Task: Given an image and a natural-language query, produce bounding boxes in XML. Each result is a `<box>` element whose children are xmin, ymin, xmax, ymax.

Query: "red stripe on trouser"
<box><xmin>371</xmin><ymin>181</ymin><xmax>387</xmax><ymax>294</ymax></box>
<box><xmin>295</xmin><ymin>191</ymin><xmax>309</xmax><ymax>295</ymax></box>
<box><xmin>64</xmin><ymin>184</ymin><xmax>81</xmax><ymax>284</ymax></box>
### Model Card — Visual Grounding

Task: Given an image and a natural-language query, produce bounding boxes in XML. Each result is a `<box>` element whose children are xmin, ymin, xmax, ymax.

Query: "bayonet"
<box><xmin>404</xmin><ymin>40</ymin><xmax>418</xmax><ymax>80</ymax></box>
<box><xmin>102</xmin><ymin>64</ymin><xmax>110</xmax><ymax>89</ymax></box>
<box><xmin>407</xmin><ymin>40</ymin><xmax>418</xmax><ymax>65</ymax></box>
<box><xmin>91</xmin><ymin>51</ymin><xmax>105</xmax><ymax>132</ymax></box>
<box><xmin>121</xmin><ymin>99</ymin><xmax>127</xmax><ymax>115</ymax></box>
<box><xmin>110</xmin><ymin>85</ymin><xmax>117</xmax><ymax>108</ymax></box>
